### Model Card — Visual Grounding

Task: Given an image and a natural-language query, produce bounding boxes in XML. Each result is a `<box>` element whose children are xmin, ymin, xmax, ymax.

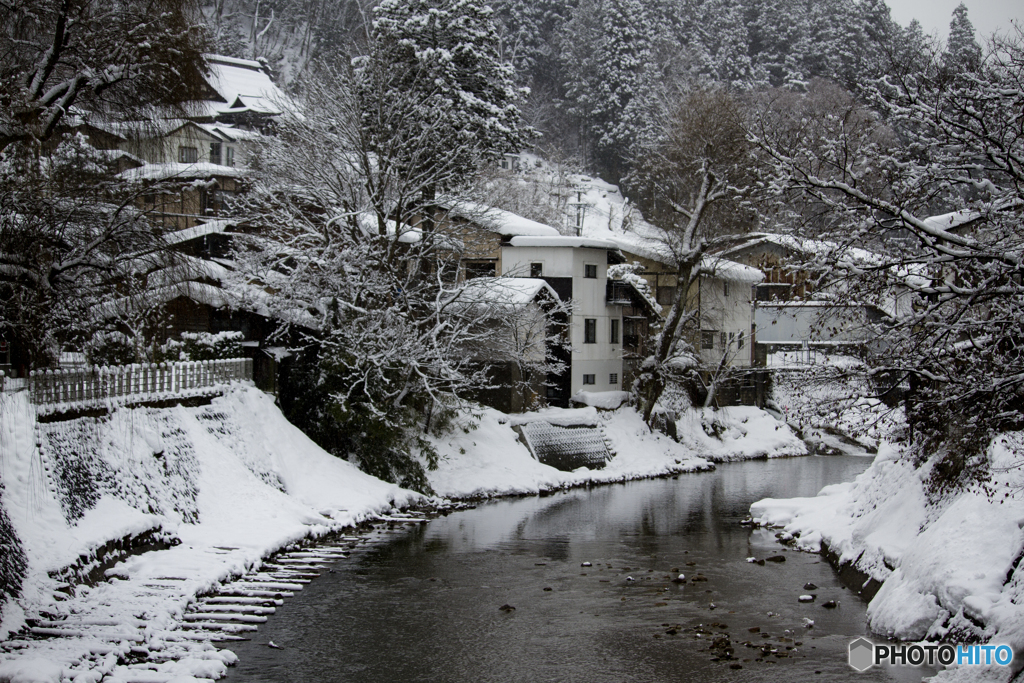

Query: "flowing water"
<box><xmin>225</xmin><ymin>455</ymin><xmax>934</xmax><ymax>682</ymax></box>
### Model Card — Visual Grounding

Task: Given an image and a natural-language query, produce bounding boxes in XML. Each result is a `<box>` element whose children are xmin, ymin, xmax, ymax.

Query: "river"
<box><xmin>225</xmin><ymin>455</ymin><xmax>933</xmax><ymax>682</ymax></box>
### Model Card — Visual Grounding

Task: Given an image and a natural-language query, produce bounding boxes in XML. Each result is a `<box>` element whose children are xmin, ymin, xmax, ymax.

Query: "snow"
<box><xmin>421</xmin><ymin>404</ymin><xmax>808</xmax><ymax>500</ymax></box>
<box><xmin>571</xmin><ymin>391</ymin><xmax>630</xmax><ymax>409</ymax></box>
<box><xmin>674</xmin><ymin>406</ymin><xmax>807</xmax><ymax>461</ymax></box>
<box><xmin>456</xmin><ymin>277</ymin><xmax>557</xmax><ymax>305</ymax></box>
<box><xmin>203</xmin><ymin>56</ymin><xmax>294</xmax><ymax>117</ymax></box>
<box><xmin>508</xmin><ymin>235</ymin><xmax>621</xmax><ymax>250</ymax></box>
<box><xmin>444</xmin><ymin>202</ymin><xmax>560</xmax><ymax>237</ymax></box>
<box><xmin>0</xmin><ymin>386</ymin><xmax>418</xmax><ymax>682</ymax></box>
<box><xmin>749</xmin><ymin>432</ymin><xmax>1024</xmax><ymax>683</ymax></box>
<box><xmin>163</xmin><ymin>220</ymin><xmax>234</xmax><ymax>247</ymax></box>
<box><xmin>119</xmin><ymin>163</ymin><xmax>245</xmax><ymax>182</ymax></box>
<box><xmin>921</xmin><ymin>210</ymin><xmax>981</xmax><ymax>234</ymax></box>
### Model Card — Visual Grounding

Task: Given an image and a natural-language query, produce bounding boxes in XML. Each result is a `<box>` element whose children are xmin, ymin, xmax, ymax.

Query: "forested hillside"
<box><xmin>202</xmin><ymin>0</ymin><xmax>949</xmax><ymax>181</ymax></box>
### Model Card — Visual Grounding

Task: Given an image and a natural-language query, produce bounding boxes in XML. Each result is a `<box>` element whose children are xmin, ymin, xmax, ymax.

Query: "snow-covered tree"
<box><xmin>0</xmin><ymin>0</ymin><xmax>209</xmax><ymax>151</ymax></box>
<box><xmin>363</xmin><ymin>0</ymin><xmax>529</xmax><ymax>210</ymax></box>
<box><xmin>625</xmin><ymin>88</ymin><xmax>757</xmax><ymax>424</ymax></box>
<box><xmin>943</xmin><ymin>2</ymin><xmax>982</xmax><ymax>74</ymax></box>
<box><xmin>0</xmin><ymin>135</ymin><xmax>172</xmax><ymax>366</ymax></box>
<box><xmin>750</xmin><ymin>28</ymin><xmax>1024</xmax><ymax>482</ymax></box>
<box><xmin>232</xmin><ymin>58</ymin><xmax>537</xmax><ymax>489</ymax></box>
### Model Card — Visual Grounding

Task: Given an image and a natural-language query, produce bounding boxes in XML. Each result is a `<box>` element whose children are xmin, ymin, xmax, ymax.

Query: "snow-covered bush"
<box><xmin>157</xmin><ymin>331</ymin><xmax>244</xmax><ymax>363</ymax></box>
<box><xmin>85</xmin><ymin>331</ymin><xmax>136</xmax><ymax>367</ymax></box>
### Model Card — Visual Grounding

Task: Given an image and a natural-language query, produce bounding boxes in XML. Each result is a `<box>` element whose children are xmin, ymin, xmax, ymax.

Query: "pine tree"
<box><xmin>364</xmin><ymin>0</ymin><xmax>529</xmax><ymax>205</ymax></box>
<box><xmin>944</xmin><ymin>2</ymin><xmax>982</xmax><ymax>74</ymax></box>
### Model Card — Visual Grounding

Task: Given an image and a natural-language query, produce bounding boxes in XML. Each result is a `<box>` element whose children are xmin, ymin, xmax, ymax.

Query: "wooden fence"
<box><xmin>4</xmin><ymin>358</ymin><xmax>252</xmax><ymax>412</ymax></box>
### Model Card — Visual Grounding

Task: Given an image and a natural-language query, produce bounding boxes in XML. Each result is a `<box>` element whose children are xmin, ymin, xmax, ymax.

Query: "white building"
<box><xmin>501</xmin><ymin>236</ymin><xmax>630</xmax><ymax>401</ymax></box>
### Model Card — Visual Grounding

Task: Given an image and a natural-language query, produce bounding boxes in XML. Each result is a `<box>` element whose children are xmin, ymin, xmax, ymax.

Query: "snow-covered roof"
<box><xmin>921</xmin><ymin>210</ymin><xmax>982</xmax><ymax>233</ymax></box>
<box><xmin>203</xmin><ymin>55</ymin><xmax>294</xmax><ymax>117</ymax></box>
<box><xmin>717</xmin><ymin>232</ymin><xmax>881</xmax><ymax>266</ymax></box>
<box><xmin>701</xmin><ymin>257</ymin><xmax>764</xmax><ymax>283</ymax></box>
<box><xmin>508</xmin><ymin>236</ymin><xmax>621</xmax><ymax>250</ymax></box>
<box><xmin>163</xmin><ymin>219</ymin><xmax>235</xmax><ymax>246</ymax></box>
<box><xmin>446</xmin><ymin>203</ymin><xmax>560</xmax><ymax>237</ymax></box>
<box><xmin>194</xmin><ymin>123</ymin><xmax>262</xmax><ymax>143</ymax></box>
<box><xmin>92</xmin><ymin>281</ymin><xmax>233</xmax><ymax>319</ymax></box>
<box><xmin>119</xmin><ymin>162</ymin><xmax>245</xmax><ymax>182</ymax></box>
<box><xmin>457</xmin><ymin>277</ymin><xmax>558</xmax><ymax>305</ymax></box>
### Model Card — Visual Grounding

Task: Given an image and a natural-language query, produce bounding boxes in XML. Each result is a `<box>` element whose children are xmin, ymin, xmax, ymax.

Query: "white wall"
<box><xmin>502</xmin><ymin>245</ymin><xmax>624</xmax><ymax>394</ymax></box>
<box><xmin>754</xmin><ymin>303</ymin><xmax>875</xmax><ymax>343</ymax></box>
<box><xmin>699</xmin><ymin>277</ymin><xmax>754</xmax><ymax>367</ymax></box>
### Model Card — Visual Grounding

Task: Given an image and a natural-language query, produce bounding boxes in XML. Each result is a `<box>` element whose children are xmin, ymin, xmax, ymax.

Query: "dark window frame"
<box><xmin>582</xmin><ymin>374</ymin><xmax>596</xmax><ymax>385</ymax></box>
<box><xmin>584</xmin><ymin>263</ymin><xmax>598</xmax><ymax>279</ymax></box>
<box><xmin>610</xmin><ymin>318</ymin><xmax>620</xmax><ymax>344</ymax></box>
<box><xmin>584</xmin><ymin>318</ymin><xmax>597</xmax><ymax>344</ymax></box>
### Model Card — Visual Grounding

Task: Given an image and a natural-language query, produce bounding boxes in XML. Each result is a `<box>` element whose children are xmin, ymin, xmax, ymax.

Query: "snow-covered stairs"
<box><xmin>0</xmin><ymin>536</ymin><xmax>385</xmax><ymax>682</ymax></box>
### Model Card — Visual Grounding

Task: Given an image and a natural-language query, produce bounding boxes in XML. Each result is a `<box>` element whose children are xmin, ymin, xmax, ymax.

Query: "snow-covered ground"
<box><xmin>0</xmin><ymin>386</ymin><xmax>419</xmax><ymax>683</ymax></box>
<box><xmin>674</xmin><ymin>405</ymin><xmax>807</xmax><ymax>461</ymax></box>
<box><xmin>750</xmin><ymin>432</ymin><xmax>1024</xmax><ymax>682</ymax></box>
<box><xmin>0</xmin><ymin>383</ymin><xmax>805</xmax><ymax>682</ymax></box>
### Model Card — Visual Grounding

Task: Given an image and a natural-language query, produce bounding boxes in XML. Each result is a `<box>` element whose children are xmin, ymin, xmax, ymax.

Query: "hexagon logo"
<box><xmin>849</xmin><ymin>637</ymin><xmax>875</xmax><ymax>671</ymax></box>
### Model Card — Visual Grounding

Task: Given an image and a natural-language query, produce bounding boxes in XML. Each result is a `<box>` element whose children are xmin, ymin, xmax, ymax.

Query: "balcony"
<box><xmin>606</xmin><ymin>280</ymin><xmax>633</xmax><ymax>305</ymax></box>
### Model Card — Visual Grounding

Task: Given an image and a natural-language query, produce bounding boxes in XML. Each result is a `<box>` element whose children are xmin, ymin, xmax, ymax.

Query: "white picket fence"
<box><xmin>6</xmin><ymin>358</ymin><xmax>252</xmax><ymax>413</ymax></box>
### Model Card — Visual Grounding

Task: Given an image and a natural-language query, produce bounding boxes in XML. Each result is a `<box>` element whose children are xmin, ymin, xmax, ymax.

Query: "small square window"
<box><xmin>584</xmin><ymin>264</ymin><xmax>597</xmax><ymax>279</ymax></box>
<box><xmin>610</xmin><ymin>318</ymin><xmax>620</xmax><ymax>344</ymax></box>
<box><xmin>584</xmin><ymin>318</ymin><xmax>596</xmax><ymax>344</ymax></box>
<box><xmin>609</xmin><ymin>373</ymin><xmax>618</xmax><ymax>385</ymax></box>
<box><xmin>701</xmin><ymin>331</ymin><xmax>716</xmax><ymax>349</ymax></box>
<box><xmin>531</xmin><ymin>262</ymin><xmax>543</xmax><ymax>278</ymax></box>
<box><xmin>583</xmin><ymin>374</ymin><xmax>596</xmax><ymax>385</ymax></box>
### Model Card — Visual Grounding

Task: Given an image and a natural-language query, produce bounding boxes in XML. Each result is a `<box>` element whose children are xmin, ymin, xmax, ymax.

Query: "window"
<box><xmin>610</xmin><ymin>318</ymin><xmax>620</xmax><ymax>344</ymax></box>
<box><xmin>531</xmin><ymin>262</ymin><xmax>543</xmax><ymax>278</ymax></box>
<box><xmin>701</xmin><ymin>331</ymin><xmax>716</xmax><ymax>349</ymax></box>
<box><xmin>209</xmin><ymin>142</ymin><xmax>222</xmax><ymax>165</ymax></box>
<box><xmin>584</xmin><ymin>318</ymin><xmax>597</xmax><ymax>344</ymax></box>
<box><xmin>465</xmin><ymin>261</ymin><xmax>496</xmax><ymax>279</ymax></box>
<box><xmin>729</xmin><ymin>332</ymin><xmax>735</xmax><ymax>347</ymax></box>
<box><xmin>657</xmin><ymin>286</ymin><xmax>676</xmax><ymax>306</ymax></box>
<box><xmin>738</xmin><ymin>331</ymin><xmax>745</xmax><ymax>349</ymax></box>
<box><xmin>225</xmin><ymin>146</ymin><xmax>235</xmax><ymax>167</ymax></box>
<box><xmin>584</xmin><ymin>263</ymin><xmax>597</xmax><ymax>279</ymax></box>
<box><xmin>583</xmin><ymin>374</ymin><xmax>596</xmax><ymax>385</ymax></box>
<box><xmin>720</xmin><ymin>332</ymin><xmax>728</xmax><ymax>348</ymax></box>
<box><xmin>178</xmin><ymin>146</ymin><xmax>198</xmax><ymax>163</ymax></box>
<box><xmin>723</xmin><ymin>280</ymin><xmax>730</xmax><ymax>296</ymax></box>
<box><xmin>609</xmin><ymin>373</ymin><xmax>618</xmax><ymax>385</ymax></box>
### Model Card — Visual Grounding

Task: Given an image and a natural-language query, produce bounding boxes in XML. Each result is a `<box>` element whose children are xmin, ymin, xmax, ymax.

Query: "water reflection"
<box><xmin>226</xmin><ymin>456</ymin><xmax>934</xmax><ymax>683</ymax></box>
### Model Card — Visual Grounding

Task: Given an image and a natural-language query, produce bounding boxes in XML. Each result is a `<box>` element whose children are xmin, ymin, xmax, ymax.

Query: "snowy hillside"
<box><xmin>0</xmin><ymin>386</ymin><xmax>420</xmax><ymax>682</ymax></box>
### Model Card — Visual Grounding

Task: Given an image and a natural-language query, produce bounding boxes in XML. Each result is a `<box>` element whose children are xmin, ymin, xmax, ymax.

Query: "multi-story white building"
<box><xmin>501</xmin><ymin>236</ymin><xmax>639</xmax><ymax>404</ymax></box>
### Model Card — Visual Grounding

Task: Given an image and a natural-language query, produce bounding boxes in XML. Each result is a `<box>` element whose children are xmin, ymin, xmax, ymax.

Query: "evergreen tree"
<box><xmin>364</xmin><ymin>0</ymin><xmax>529</xmax><ymax>205</ymax></box>
<box><xmin>560</xmin><ymin>0</ymin><xmax>656</xmax><ymax>178</ymax></box>
<box><xmin>944</xmin><ymin>2</ymin><xmax>982</xmax><ymax>74</ymax></box>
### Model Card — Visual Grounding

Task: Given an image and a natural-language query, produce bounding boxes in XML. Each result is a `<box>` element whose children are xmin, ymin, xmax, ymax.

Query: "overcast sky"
<box><xmin>885</xmin><ymin>0</ymin><xmax>1022</xmax><ymax>41</ymax></box>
